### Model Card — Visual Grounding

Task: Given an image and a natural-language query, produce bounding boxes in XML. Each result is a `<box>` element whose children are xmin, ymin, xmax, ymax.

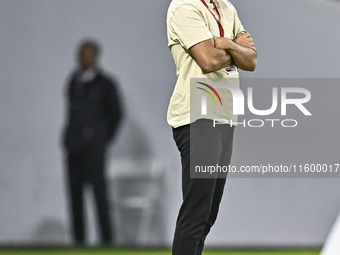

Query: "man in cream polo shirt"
<box><xmin>167</xmin><ymin>0</ymin><xmax>257</xmax><ymax>254</ymax></box>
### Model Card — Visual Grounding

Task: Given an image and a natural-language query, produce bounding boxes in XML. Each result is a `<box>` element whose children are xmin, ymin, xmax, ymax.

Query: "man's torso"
<box><xmin>167</xmin><ymin>0</ymin><xmax>245</xmax><ymax>128</ymax></box>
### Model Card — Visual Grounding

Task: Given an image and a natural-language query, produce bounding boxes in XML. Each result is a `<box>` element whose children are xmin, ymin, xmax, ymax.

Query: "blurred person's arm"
<box><xmin>62</xmin><ymin>74</ymin><xmax>75</xmax><ymax>149</ymax></box>
<box><xmin>105</xmin><ymin>78</ymin><xmax>123</xmax><ymax>142</ymax></box>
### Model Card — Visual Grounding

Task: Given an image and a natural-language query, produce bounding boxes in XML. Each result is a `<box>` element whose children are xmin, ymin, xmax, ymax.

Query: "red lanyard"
<box><xmin>200</xmin><ymin>0</ymin><xmax>224</xmax><ymax>37</ymax></box>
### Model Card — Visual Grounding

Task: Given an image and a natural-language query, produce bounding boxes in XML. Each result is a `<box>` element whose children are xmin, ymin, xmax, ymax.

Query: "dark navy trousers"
<box><xmin>172</xmin><ymin>119</ymin><xmax>234</xmax><ymax>255</ymax></box>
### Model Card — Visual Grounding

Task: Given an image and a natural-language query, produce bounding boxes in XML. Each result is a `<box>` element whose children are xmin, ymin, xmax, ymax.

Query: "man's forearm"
<box><xmin>208</xmin><ymin>48</ymin><xmax>233</xmax><ymax>72</ymax></box>
<box><xmin>227</xmin><ymin>41</ymin><xmax>257</xmax><ymax>71</ymax></box>
<box><xmin>189</xmin><ymin>38</ymin><xmax>233</xmax><ymax>73</ymax></box>
<box><xmin>214</xmin><ymin>37</ymin><xmax>257</xmax><ymax>72</ymax></box>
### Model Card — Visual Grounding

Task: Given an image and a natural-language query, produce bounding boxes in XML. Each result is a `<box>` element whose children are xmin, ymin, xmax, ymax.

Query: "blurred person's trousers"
<box><xmin>172</xmin><ymin>119</ymin><xmax>234</xmax><ymax>255</ymax></box>
<box><xmin>67</xmin><ymin>150</ymin><xmax>113</xmax><ymax>244</ymax></box>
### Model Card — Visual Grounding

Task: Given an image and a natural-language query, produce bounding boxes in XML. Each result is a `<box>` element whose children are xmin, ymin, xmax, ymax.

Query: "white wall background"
<box><xmin>1</xmin><ymin>0</ymin><xmax>340</xmax><ymax>247</ymax></box>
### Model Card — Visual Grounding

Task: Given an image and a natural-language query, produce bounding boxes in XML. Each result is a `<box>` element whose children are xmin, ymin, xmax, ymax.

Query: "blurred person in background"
<box><xmin>62</xmin><ymin>39</ymin><xmax>123</xmax><ymax>245</ymax></box>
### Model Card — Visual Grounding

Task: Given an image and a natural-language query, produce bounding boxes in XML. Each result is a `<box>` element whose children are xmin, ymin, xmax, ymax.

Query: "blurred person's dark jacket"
<box><xmin>63</xmin><ymin>70</ymin><xmax>122</xmax><ymax>154</ymax></box>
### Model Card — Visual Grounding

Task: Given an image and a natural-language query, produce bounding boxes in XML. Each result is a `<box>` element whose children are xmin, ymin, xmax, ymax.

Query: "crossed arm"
<box><xmin>189</xmin><ymin>32</ymin><xmax>257</xmax><ymax>72</ymax></box>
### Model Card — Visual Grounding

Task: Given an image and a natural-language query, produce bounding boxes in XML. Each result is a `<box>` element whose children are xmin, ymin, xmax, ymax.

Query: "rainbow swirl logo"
<box><xmin>196</xmin><ymin>82</ymin><xmax>223</xmax><ymax>106</ymax></box>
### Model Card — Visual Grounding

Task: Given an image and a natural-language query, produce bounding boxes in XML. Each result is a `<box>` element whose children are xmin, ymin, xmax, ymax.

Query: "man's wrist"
<box><xmin>214</xmin><ymin>37</ymin><xmax>234</xmax><ymax>51</ymax></box>
<box><xmin>221</xmin><ymin>38</ymin><xmax>235</xmax><ymax>52</ymax></box>
<box><xmin>224</xmin><ymin>39</ymin><xmax>237</xmax><ymax>52</ymax></box>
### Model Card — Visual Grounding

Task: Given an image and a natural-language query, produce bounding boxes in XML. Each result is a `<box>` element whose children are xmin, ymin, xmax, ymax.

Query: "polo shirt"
<box><xmin>167</xmin><ymin>0</ymin><xmax>246</xmax><ymax>128</ymax></box>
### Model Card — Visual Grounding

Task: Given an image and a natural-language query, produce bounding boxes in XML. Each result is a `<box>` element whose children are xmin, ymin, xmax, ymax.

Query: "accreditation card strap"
<box><xmin>200</xmin><ymin>0</ymin><xmax>224</xmax><ymax>37</ymax></box>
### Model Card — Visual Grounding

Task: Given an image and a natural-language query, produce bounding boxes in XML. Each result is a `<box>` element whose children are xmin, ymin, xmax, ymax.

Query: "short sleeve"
<box><xmin>170</xmin><ymin>4</ymin><xmax>213</xmax><ymax>50</ymax></box>
<box><xmin>233</xmin><ymin>8</ymin><xmax>246</xmax><ymax>38</ymax></box>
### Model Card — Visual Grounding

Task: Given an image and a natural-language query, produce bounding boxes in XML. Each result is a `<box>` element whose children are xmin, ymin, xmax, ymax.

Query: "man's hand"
<box><xmin>214</xmin><ymin>37</ymin><xmax>233</xmax><ymax>51</ymax></box>
<box><xmin>234</xmin><ymin>33</ymin><xmax>256</xmax><ymax>52</ymax></box>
